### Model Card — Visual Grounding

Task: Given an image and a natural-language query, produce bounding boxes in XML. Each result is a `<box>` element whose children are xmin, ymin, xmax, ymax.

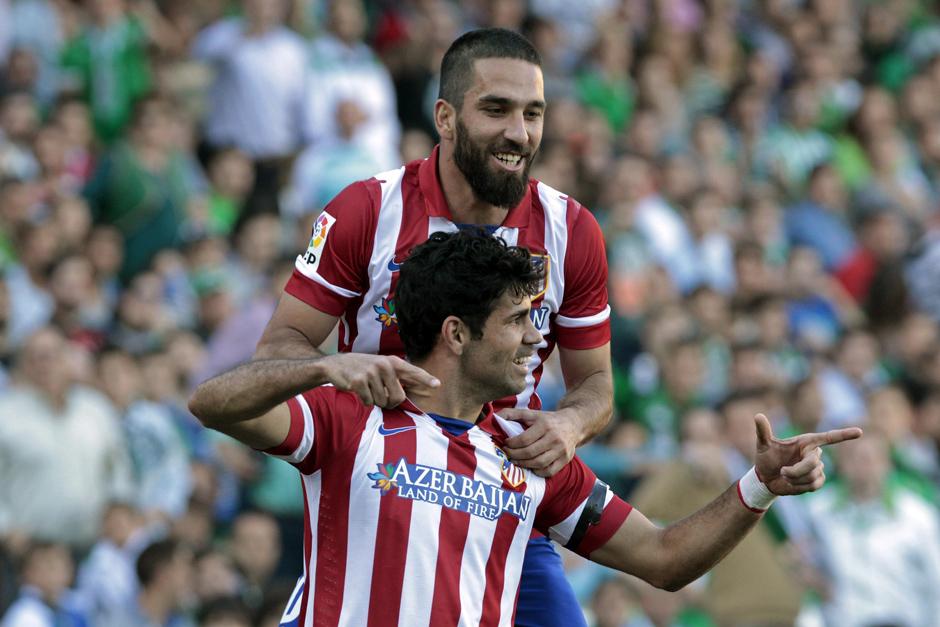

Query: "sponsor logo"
<box><xmin>300</xmin><ymin>212</ymin><xmax>336</xmax><ymax>271</ymax></box>
<box><xmin>373</xmin><ymin>297</ymin><xmax>397</xmax><ymax>328</ymax></box>
<box><xmin>378</xmin><ymin>424</ymin><xmax>417</xmax><ymax>437</ymax></box>
<box><xmin>530</xmin><ymin>306</ymin><xmax>550</xmax><ymax>330</ymax></box>
<box><xmin>368</xmin><ymin>458</ymin><xmax>532</xmax><ymax>521</ymax></box>
<box><xmin>494</xmin><ymin>446</ymin><xmax>527</xmax><ymax>488</ymax></box>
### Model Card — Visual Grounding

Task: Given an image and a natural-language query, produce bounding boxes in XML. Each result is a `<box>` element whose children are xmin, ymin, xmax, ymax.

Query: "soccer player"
<box><xmin>189</xmin><ymin>230</ymin><xmax>861</xmax><ymax>627</ymax></box>
<box><xmin>249</xmin><ymin>27</ymin><xmax>611</xmax><ymax>626</ymax></box>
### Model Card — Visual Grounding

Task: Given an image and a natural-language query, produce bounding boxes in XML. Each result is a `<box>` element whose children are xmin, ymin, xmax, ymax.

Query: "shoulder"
<box><xmin>532</xmin><ymin>180</ymin><xmax>598</xmax><ymax>230</ymax></box>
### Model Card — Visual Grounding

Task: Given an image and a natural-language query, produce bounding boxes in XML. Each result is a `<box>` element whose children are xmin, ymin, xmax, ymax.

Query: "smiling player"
<box><xmin>189</xmin><ymin>230</ymin><xmax>861</xmax><ymax>627</ymax></box>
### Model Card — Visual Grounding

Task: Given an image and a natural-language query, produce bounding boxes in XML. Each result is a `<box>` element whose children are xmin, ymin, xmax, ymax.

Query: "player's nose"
<box><xmin>503</xmin><ymin>111</ymin><xmax>529</xmax><ymax>146</ymax></box>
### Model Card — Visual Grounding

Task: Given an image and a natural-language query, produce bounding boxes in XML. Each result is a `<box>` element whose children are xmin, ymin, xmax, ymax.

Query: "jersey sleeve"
<box><xmin>262</xmin><ymin>386</ymin><xmax>370</xmax><ymax>474</ymax></box>
<box><xmin>284</xmin><ymin>179</ymin><xmax>380</xmax><ymax>316</ymax></box>
<box><xmin>556</xmin><ymin>205</ymin><xmax>611</xmax><ymax>350</ymax></box>
<box><xmin>535</xmin><ymin>455</ymin><xmax>632</xmax><ymax>558</ymax></box>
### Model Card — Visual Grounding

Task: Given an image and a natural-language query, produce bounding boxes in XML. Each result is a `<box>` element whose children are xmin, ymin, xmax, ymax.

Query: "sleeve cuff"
<box><xmin>578</xmin><ymin>498</ymin><xmax>633</xmax><ymax>556</ymax></box>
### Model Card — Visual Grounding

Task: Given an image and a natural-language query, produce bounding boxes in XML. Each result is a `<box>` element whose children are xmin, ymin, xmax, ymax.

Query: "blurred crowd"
<box><xmin>2</xmin><ymin>0</ymin><xmax>940</xmax><ymax>626</ymax></box>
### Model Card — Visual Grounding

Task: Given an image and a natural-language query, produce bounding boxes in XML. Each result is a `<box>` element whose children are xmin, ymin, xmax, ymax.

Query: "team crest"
<box><xmin>373</xmin><ymin>297</ymin><xmax>397</xmax><ymax>328</ymax></box>
<box><xmin>494</xmin><ymin>446</ymin><xmax>527</xmax><ymax>488</ymax></box>
<box><xmin>529</xmin><ymin>254</ymin><xmax>550</xmax><ymax>300</ymax></box>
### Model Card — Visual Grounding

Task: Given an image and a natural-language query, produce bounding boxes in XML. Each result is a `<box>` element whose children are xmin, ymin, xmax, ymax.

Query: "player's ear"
<box><xmin>441</xmin><ymin>315</ymin><xmax>468</xmax><ymax>355</ymax></box>
<box><xmin>435</xmin><ymin>100</ymin><xmax>456</xmax><ymax>140</ymax></box>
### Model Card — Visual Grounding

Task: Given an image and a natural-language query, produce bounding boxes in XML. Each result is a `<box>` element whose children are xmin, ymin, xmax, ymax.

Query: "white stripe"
<box><xmin>293</xmin><ymin>257</ymin><xmax>362</xmax><ymax>298</ymax></box>
<box><xmin>301</xmin><ymin>472</ymin><xmax>321</xmax><ymax>627</ymax></box>
<box><xmin>352</xmin><ymin>168</ymin><xmax>406</xmax><ymax>354</ymax></box>
<box><xmin>280</xmin><ymin>574</ymin><xmax>305</xmax><ymax>622</ymax></box>
<box><xmin>497</xmin><ymin>516</ymin><xmax>534</xmax><ymax>626</ymax></box>
<box><xmin>272</xmin><ymin>394</ymin><xmax>315</xmax><ymax>465</ymax></box>
<box><xmin>427</xmin><ymin>216</ymin><xmax>459</xmax><ymax>236</ymax></box>
<box><xmin>398</xmin><ymin>413</ymin><xmax>446</xmax><ymax>625</ymax></box>
<box><xmin>555</xmin><ymin>305</ymin><xmax>611</xmax><ymax>328</ymax></box>
<box><xmin>458</xmin><ymin>428</ymin><xmax>504</xmax><ymax>626</ymax></box>
<box><xmin>494</xmin><ymin>226</ymin><xmax>519</xmax><ymax>247</ymax></box>
<box><xmin>337</xmin><ymin>407</ymin><xmax>385</xmax><ymax>626</ymax></box>
<box><xmin>513</xmin><ymin>183</ymin><xmax>569</xmax><ymax>409</ymax></box>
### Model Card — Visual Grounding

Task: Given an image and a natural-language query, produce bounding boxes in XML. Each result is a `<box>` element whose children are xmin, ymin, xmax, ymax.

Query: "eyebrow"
<box><xmin>478</xmin><ymin>95</ymin><xmax>546</xmax><ymax>110</ymax></box>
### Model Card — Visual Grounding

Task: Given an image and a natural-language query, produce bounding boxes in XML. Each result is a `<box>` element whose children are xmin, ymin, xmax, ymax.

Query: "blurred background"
<box><xmin>2</xmin><ymin>0</ymin><xmax>940</xmax><ymax>626</ymax></box>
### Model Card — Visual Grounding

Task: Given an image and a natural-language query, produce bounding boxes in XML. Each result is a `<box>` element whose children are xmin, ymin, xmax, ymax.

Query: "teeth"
<box><xmin>495</xmin><ymin>153</ymin><xmax>522</xmax><ymax>165</ymax></box>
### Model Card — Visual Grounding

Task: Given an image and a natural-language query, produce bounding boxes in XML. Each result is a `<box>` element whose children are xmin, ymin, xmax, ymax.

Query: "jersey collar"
<box><xmin>417</xmin><ymin>145</ymin><xmax>532</xmax><ymax>228</ymax></box>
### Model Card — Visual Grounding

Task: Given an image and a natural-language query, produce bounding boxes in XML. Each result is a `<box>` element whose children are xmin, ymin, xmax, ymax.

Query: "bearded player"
<box><xmin>245</xmin><ymin>28</ymin><xmax>611</xmax><ymax>626</ymax></box>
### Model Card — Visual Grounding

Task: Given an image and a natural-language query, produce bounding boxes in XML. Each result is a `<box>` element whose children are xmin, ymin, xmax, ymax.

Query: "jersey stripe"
<box><xmin>298</xmin><ymin>473</ymin><xmax>320</xmax><ymax>626</ymax></box>
<box><xmin>397</xmin><ymin>412</ymin><xmax>447</xmax><ymax>625</ymax></box>
<box><xmin>428</xmin><ymin>435</ymin><xmax>478</xmax><ymax>625</ymax></box>
<box><xmin>336</xmin><ymin>408</ymin><xmax>385</xmax><ymax>626</ymax></box>
<box><xmin>468</xmin><ymin>428</ymin><xmax>521</xmax><ymax>627</ymax></box>
<box><xmin>352</xmin><ymin>168</ymin><xmax>406</xmax><ymax>355</ymax></box>
<box><xmin>366</xmin><ymin>411</ymin><xmax>418</xmax><ymax>626</ymax></box>
<box><xmin>556</xmin><ymin>305</ymin><xmax>612</xmax><ymax>328</ymax></box>
<box><xmin>310</xmin><ymin>422</ymin><xmax>360</xmax><ymax>625</ymax></box>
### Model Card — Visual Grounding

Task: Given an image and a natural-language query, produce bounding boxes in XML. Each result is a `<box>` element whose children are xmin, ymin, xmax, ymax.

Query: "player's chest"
<box><xmin>353</xmin><ymin>423</ymin><xmax>540</xmax><ymax>523</ymax></box>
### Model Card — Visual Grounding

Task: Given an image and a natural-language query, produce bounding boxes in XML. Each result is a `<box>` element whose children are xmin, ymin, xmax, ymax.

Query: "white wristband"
<box><xmin>737</xmin><ymin>466</ymin><xmax>777</xmax><ymax>513</ymax></box>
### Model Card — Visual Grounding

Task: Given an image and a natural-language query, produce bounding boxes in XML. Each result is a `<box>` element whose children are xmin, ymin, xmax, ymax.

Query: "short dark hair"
<box><xmin>396</xmin><ymin>229</ymin><xmax>544</xmax><ymax>361</ymax></box>
<box><xmin>136</xmin><ymin>538</ymin><xmax>181</xmax><ymax>587</ymax></box>
<box><xmin>438</xmin><ymin>28</ymin><xmax>542</xmax><ymax>108</ymax></box>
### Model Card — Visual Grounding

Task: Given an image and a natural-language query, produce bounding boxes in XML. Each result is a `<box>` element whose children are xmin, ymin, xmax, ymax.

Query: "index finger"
<box><xmin>391</xmin><ymin>358</ymin><xmax>441</xmax><ymax>389</ymax></box>
<box><xmin>800</xmin><ymin>427</ymin><xmax>863</xmax><ymax>450</ymax></box>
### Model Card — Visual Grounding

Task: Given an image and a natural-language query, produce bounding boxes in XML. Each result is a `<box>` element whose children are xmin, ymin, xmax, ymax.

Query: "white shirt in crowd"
<box><xmin>0</xmin><ymin>385</ymin><xmax>133</xmax><ymax>547</ymax></box>
<box><xmin>193</xmin><ymin>17</ymin><xmax>307</xmax><ymax>159</ymax></box>
<box><xmin>303</xmin><ymin>33</ymin><xmax>401</xmax><ymax>171</ymax></box>
<box><xmin>807</xmin><ymin>486</ymin><xmax>940</xmax><ymax>627</ymax></box>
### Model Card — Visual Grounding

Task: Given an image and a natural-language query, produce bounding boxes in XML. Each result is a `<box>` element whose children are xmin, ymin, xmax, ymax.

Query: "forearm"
<box><xmin>189</xmin><ymin>358</ymin><xmax>330</xmax><ymax>425</ymax></box>
<box><xmin>557</xmin><ymin>368</ymin><xmax>613</xmax><ymax>444</ymax></box>
<box><xmin>591</xmin><ymin>483</ymin><xmax>762</xmax><ymax>591</ymax></box>
<box><xmin>653</xmin><ymin>484</ymin><xmax>762</xmax><ymax>590</ymax></box>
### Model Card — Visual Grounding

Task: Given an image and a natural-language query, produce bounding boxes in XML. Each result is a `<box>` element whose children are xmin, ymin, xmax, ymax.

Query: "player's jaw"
<box><xmin>454</xmin><ymin>118</ymin><xmax>535</xmax><ymax>209</ymax></box>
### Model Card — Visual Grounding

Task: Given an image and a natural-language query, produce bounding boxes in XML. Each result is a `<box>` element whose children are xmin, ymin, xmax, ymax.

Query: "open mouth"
<box><xmin>512</xmin><ymin>355</ymin><xmax>531</xmax><ymax>367</ymax></box>
<box><xmin>493</xmin><ymin>152</ymin><xmax>525</xmax><ymax>171</ymax></box>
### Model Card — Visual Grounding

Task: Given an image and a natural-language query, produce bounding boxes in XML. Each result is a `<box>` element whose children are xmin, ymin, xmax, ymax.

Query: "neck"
<box><xmin>138</xmin><ymin>588</ymin><xmax>174</xmax><ymax>626</ymax></box>
<box><xmin>407</xmin><ymin>357</ymin><xmax>484</xmax><ymax>423</ymax></box>
<box><xmin>436</xmin><ymin>145</ymin><xmax>510</xmax><ymax>225</ymax></box>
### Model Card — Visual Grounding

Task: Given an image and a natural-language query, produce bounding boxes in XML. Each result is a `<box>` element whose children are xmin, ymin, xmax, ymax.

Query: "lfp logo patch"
<box><xmin>300</xmin><ymin>211</ymin><xmax>336</xmax><ymax>272</ymax></box>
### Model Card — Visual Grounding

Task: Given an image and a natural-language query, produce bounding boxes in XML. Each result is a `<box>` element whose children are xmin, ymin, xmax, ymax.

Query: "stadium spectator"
<box><xmin>0</xmin><ymin>326</ymin><xmax>132</xmax><ymax>548</ymax></box>
<box><xmin>192</xmin><ymin>0</ymin><xmax>307</xmax><ymax>214</ymax></box>
<box><xmin>0</xmin><ymin>541</ymin><xmax>88</xmax><ymax>627</ymax></box>
<box><xmin>805</xmin><ymin>431</ymin><xmax>940</xmax><ymax>627</ymax></box>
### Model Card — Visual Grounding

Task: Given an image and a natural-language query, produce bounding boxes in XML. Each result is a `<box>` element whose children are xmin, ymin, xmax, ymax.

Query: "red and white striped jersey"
<box><xmin>284</xmin><ymin>146</ymin><xmax>611</xmax><ymax>411</ymax></box>
<box><xmin>270</xmin><ymin>386</ymin><xmax>632</xmax><ymax>627</ymax></box>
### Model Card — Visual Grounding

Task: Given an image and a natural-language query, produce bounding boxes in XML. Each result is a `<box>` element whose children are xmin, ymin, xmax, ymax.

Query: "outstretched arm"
<box><xmin>590</xmin><ymin>414</ymin><xmax>862</xmax><ymax>591</ymax></box>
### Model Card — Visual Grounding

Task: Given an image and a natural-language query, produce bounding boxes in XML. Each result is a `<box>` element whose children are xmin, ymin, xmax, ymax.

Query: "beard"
<box><xmin>453</xmin><ymin>118</ymin><xmax>534</xmax><ymax>209</ymax></box>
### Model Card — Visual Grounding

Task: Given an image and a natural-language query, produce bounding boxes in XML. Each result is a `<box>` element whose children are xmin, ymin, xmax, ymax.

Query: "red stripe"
<box><xmin>378</xmin><ymin>168</ymin><xmax>427</xmax><ymax>356</ymax></box>
<box><xmin>297</xmin><ymin>477</ymin><xmax>314</xmax><ymax>625</ymax></box>
<box><xmin>478</xmin><ymin>508</ymin><xmax>521</xmax><ymax>626</ymax></box>
<box><xmin>367</xmin><ymin>411</ymin><xmax>418</xmax><ymax>627</ymax></box>
<box><xmin>263</xmin><ymin>396</ymin><xmax>305</xmax><ymax>456</ymax></box>
<box><xmin>579</xmin><ymin>498</ymin><xmax>633</xmax><ymax>556</ymax></box>
<box><xmin>311</xmin><ymin>442</ymin><xmax>357</xmax><ymax>625</ymax></box>
<box><xmin>428</xmin><ymin>438</ymin><xmax>478</xmax><ymax>624</ymax></box>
